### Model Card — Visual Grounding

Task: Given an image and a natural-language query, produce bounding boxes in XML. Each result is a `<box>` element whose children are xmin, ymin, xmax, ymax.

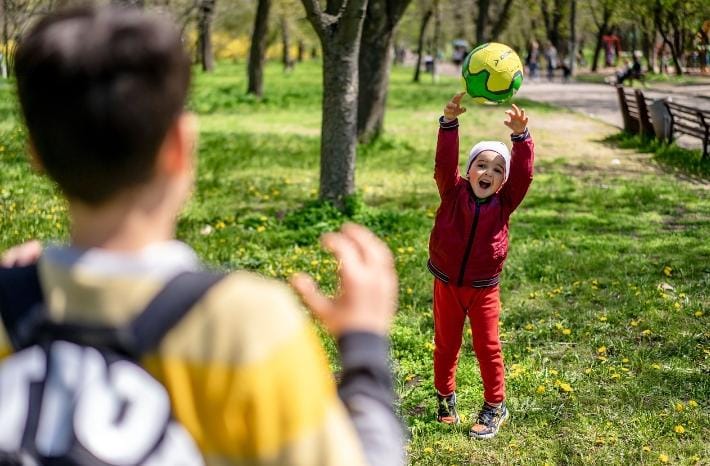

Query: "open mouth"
<box><xmin>478</xmin><ymin>180</ymin><xmax>491</xmax><ymax>190</ymax></box>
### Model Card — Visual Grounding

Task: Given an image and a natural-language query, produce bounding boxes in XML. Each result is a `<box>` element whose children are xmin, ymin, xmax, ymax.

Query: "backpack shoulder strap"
<box><xmin>126</xmin><ymin>271</ymin><xmax>225</xmax><ymax>357</ymax></box>
<box><xmin>0</xmin><ymin>264</ymin><xmax>43</xmax><ymax>349</ymax></box>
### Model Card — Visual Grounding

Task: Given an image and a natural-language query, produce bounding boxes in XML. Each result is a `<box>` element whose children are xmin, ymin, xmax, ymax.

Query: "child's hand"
<box><xmin>1</xmin><ymin>240</ymin><xmax>42</xmax><ymax>267</ymax></box>
<box><xmin>504</xmin><ymin>104</ymin><xmax>528</xmax><ymax>135</ymax></box>
<box><xmin>443</xmin><ymin>92</ymin><xmax>467</xmax><ymax>121</ymax></box>
<box><xmin>290</xmin><ymin>223</ymin><xmax>398</xmax><ymax>337</ymax></box>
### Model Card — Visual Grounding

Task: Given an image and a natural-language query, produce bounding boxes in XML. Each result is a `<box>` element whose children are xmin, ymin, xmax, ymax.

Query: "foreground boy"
<box><xmin>0</xmin><ymin>6</ymin><xmax>403</xmax><ymax>465</ymax></box>
<box><xmin>428</xmin><ymin>92</ymin><xmax>534</xmax><ymax>439</ymax></box>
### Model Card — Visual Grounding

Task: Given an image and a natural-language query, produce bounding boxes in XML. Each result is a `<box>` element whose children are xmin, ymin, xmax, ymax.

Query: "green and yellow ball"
<box><xmin>462</xmin><ymin>42</ymin><xmax>523</xmax><ymax>104</ymax></box>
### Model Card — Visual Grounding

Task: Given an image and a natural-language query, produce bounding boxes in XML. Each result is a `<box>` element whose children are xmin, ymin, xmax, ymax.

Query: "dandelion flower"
<box><xmin>674</xmin><ymin>425</ymin><xmax>685</xmax><ymax>434</ymax></box>
<box><xmin>256</xmin><ymin>226</ymin><xmax>266</xmax><ymax>233</ymax></box>
<box><xmin>425</xmin><ymin>342</ymin><xmax>435</xmax><ymax>351</ymax></box>
<box><xmin>642</xmin><ymin>446</ymin><xmax>650</xmax><ymax>452</ymax></box>
<box><xmin>525</xmin><ymin>323</ymin><xmax>534</xmax><ymax>330</ymax></box>
<box><xmin>641</xmin><ymin>329</ymin><xmax>652</xmax><ymax>336</ymax></box>
<box><xmin>562</xmin><ymin>328</ymin><xmax>572</xmax><ymax>335</ymax></box>
<box><xmin>598</xmin><ymin>315</ymin><xmax>608</xmax><ymax>322</ymax></box>
<box><xmin>558</xmin><ymin>382</ymin><xmax>573</xmax><ymax>392</ymax></box>
<box><xmin>651</xmin><ymin>363</ymin><xmax>661</xmax><ymax>370</ymax></box>
<box><xmin>584</xmin><ymin>368</ymin><xmax>592</xmax><ymax>374</ymax></box>
<box><xmin>610</xmin><ymin>373</ymin><xmax>621</xmax><ymax>380</ymax></box>
<box><xmin>536</xmin><ymin>385</ymin><xmax>546</xmax><ymax>394</ymax></box>
<box><xmin>659</xmin><ymin>453</ymin><xmax>669</xmax><ymax>463</ymax></box>
<box><xmin>406</xmin><ymin>288</ymin><xmax>413</xmax><ymax>294</ymax></box>
<box><xmin>597</xmin><ymin>346</ymin><xmax>607</xmax><ymax>354</ymax></box>
<box><xmin>663</xmin><ymin>266</ymin><xmax>672</xmax><ymax>277</ymax></box>
<box><xmin>695</xmin><ymin>310</ymin><xmax>704</xmax><ymax>317</ymax></box>
<box><xmin>423</xmin><ymin>447</ymin><xmax>433</xmax><ymax>454</ymax></box>
<box><xmin>549</xmin><ymin>369</ymin><xmax>559</xmax><ymax>375</ymax></box>
<box><xmin>675</xmin><ymin>402</ymin><xmax>684</xmax><ymax>412</ymax></box>
<box><xmin>622</xmin><ymin>358</ymin><xmax>629</xmax><ymax>363</ymax></box>
<box><xmin>688</xmin><ymin>400</ymin><xmax>698</xmax><ymax>408</ymax></box>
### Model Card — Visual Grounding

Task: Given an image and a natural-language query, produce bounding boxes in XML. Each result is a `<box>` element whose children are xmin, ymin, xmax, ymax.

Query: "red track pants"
<box><xmin>433</xmin><ymin>279</ymin><xmax>505</xmax><ymax>403</ymax></box>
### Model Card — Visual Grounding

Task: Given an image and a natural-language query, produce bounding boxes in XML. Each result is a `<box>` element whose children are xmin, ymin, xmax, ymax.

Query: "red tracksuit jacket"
<box><xmin>427</xmin><ymin>117</ymin><xmax>535</xmax><ymax>287</ymax></box>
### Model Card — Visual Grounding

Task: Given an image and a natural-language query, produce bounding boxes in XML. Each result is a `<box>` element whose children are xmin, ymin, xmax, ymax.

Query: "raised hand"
<box><xmin>504</xmin><ymin>103</ymin><xmax>528</xmax><ymax>135</ymax></box>
<box><xmin>290</xmin><ymin>223</ymin><xmax>398</xmax><ymax>337</ymax></box>
<box><xmin>443</xmin><ymin>92</ymin><xmax>467</xmax><ymax>121</ymax></box>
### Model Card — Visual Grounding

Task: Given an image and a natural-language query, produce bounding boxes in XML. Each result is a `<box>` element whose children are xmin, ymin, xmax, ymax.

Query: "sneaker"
<box><xmin>436</xmin><ymin>392</ymin><xmax>460</xmax><ymax>424</ymax></box>
<box><xmin>469</xmin><ymin>401</ymin><xmax>509</xmax><ymax>439</ymax></box>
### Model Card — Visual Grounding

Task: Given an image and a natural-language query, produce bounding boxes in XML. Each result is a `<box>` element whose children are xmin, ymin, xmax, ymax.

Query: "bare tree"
<box><xmin>301</xmin><ymin>0</ymin><xmax>368</xmax><ymax>208</ymax></box>
<box><xmin>412</xmin><ymin>5</ymin><xmax>432</xmax><ymax>82</ymax></box>
<box><xmin>197</xmin><ymin>0</ymin><xmax>216</xmax><ymax>71</ymax></box>
<box><xmin>280</xmin><ymin>14</ymin><xmax>294</xmax><ymax>71</ymax></box>
<box><xmin>356</xmin><ymin>0</ymin><xmax>413</xmax><ymax>143</ymax></box>
<box><xmin>247</xmin><ymin>0</ymin><xmax>271</xmax><ymax>95</ymax></box>
<box><xmin>586</xmin><ymin>0</ymin><xmax>615</xmax><ymax>72</ymax></box>
<box><xmin>474</xmin><ymin>0</ymin><xmax>515</xmax><ymax>44</ymax></box>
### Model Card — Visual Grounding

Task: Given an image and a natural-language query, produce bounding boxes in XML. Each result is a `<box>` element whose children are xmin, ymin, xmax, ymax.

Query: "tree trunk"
<box><xmin>247</xmin><ymin>0</ymin><xmax>271</xmax><ymax>95</ymax></box>
<box><xmin>475</xmin><ymin>0</ymin><xmax>490</xmax><ymax>44</ymax></box>
<box><xmin>357</xmin><ymin>0</ymin><xmax>412</xmax><ymax>143</ymax></box>
<box><xmin>197</xmin><ymin>0</ymin><xmax>216</xmax><ymax>72</ymax></box>
<box><xmin>1</xmin><ymin>0</ymin><xmax>8</xmax><ymax>79</ymax></box>
<box><xmin>413</xmin><ymin>7</ymin><xmax>432</xmax><ymax>82</ymax></box>
<box><xmin>301</xmin><ymin>0</ymin><xmax>368</xmax><ymax>209</ymax></box>
<box><xmin>568</xmin><ymin>0</ymin><xmax>576</xmax><ymax>76</ymax></box>
<box><xmin>357</xmin><ymin>25</ymin><xmax>394</xmax><ymax>143</ymax></box>
<box><xmin>431</xmin><ymin>0</ymin><xmax>440</xmax><ymax>81</ymax></box>
<box><xmin>297</xmin><ymin>40</ymin><xmax>305</xmax><ymax>62</ymax></box>
<box><xmin>655</xmin><ymin>7</ymin><xmax>683</xmax><ymax>76</ymax></box>
<box><xmin>488</xmin><ymin>0</ymin><xmax>515</xmax><ymax>42</ymax></box>
<box><xmin>280</xmin><ymin>15</ymin><xmax>294</xmax><ymax>71</ymax></box>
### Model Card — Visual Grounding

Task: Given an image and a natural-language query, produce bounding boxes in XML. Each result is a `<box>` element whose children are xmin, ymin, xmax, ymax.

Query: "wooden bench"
<box><xmin>663</xmin><ymin>101</ymin><xmax>710</xmax><ymax>159</ymax></box>
<box><xmin>616</xmin><ymin>85</ymin><xmax>654</xmax><ymax>138</ymax></box>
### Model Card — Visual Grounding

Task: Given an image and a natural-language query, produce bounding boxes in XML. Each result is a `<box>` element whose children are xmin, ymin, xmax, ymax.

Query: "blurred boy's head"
<box><xmin>465</xmin><ymin>141</ymin><xmax>510</xmax><ymax>199</ymax></box>
<box><xmin>15</xmin><ymin>6</ymin><xmax>191</xmax><ymax>206</ymax></box>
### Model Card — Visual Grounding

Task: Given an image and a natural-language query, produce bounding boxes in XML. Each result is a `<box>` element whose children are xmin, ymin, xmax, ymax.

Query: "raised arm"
<box><xmin>500</xmin><ymin>104</ymin><xmax>534</xmax><ymax>213</ymax></box>
<box><xmin>435</xmin><ymin>93</ymin><xmax>467</xmax><ymax>197</ymax></box>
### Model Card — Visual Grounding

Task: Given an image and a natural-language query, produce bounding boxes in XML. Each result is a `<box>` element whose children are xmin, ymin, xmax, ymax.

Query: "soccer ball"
<box><xmin>462</xmin><ymin>42</ymin><xmax>523</xmax><ymax>104</ymax></box>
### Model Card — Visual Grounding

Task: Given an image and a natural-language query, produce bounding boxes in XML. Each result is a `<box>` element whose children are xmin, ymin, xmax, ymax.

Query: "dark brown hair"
<box><xmin>15</xmin><ymin>6</ymin><xmax>191</xmax><ymax>205</ymax></box>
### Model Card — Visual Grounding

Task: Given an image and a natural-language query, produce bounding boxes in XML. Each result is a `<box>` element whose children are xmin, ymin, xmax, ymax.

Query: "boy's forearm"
<box><xmin>337</xmin><ymin>331</ymin><xmax>404</xmax><ymax>466</ymax></box>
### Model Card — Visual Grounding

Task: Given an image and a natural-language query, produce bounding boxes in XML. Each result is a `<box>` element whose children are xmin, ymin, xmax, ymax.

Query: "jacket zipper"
<box><xmin>457</xmin><ymin>200</ymin><xmax>481</xmax><ymax>287</ymax></box>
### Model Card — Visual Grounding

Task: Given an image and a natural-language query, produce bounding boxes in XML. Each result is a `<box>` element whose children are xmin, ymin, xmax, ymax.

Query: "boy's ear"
<box><xmin>158</xmin><ymin>112</ymin><xmax>198</xmax><ymax>175</ymax></box>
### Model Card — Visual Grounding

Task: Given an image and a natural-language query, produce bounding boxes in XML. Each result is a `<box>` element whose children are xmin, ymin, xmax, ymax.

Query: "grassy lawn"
<box><xmin>1</xmin><ymin>61</ymin><xmax>708</xmax><ymax>465</ymax></box>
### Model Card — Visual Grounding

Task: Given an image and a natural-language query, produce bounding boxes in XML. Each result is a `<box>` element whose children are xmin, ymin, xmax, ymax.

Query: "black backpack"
<box><xmin>0</xmin><ymin>264</ymin><xmax>223</xmax><ymax>466</ymax></box>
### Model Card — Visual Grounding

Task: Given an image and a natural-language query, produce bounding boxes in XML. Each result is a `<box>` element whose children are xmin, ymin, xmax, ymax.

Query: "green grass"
<box><xmin>1</xmin><ymin>61</ymin><xmax>708</xmax><ymax>465</ymax></box>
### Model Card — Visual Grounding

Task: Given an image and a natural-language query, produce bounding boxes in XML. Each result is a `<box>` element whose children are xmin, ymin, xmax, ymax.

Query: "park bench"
<box><xmin>616</xmin><ymin>85</ymin><xmax>654</xmax><ymax>138</ymax></box>
<box><xmin>663</xmin><ymin>101</ymin><xmax>710</xmax><ymax>159</ymax></box>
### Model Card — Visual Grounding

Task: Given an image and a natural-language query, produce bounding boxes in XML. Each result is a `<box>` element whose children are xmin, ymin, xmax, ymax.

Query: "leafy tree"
<box><xmin>301</xmin><ymin>0</ymin><xmax>368</xmax><ymax>208</ymax></box>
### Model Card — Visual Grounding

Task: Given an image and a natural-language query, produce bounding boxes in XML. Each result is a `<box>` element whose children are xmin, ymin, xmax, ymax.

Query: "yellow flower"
<box><xmin>659</xmin><ymin>453</ymin><xmax>669</xmax><ymax>463</ymax></box>
<box><xmin>525</xmin><ymin>323</ymin><xmax>535</xmax><ymax>330</ymax></box>
<box><xmin>256</xmin><ymin>225</ymin><xmax>266</xmax><ymax>233</ymax></box>
<box><xmin>663</xmin><ymin>266</ymin><xmax>672</xmax><ymax>277</ymax></box>
<box><xmin>641</xmin><ymin>329</ymin><xmax>652</xmax><ymax>336</ymax></box>
<box><xmin>597</xmin><ymin>346</ymin><xmax>607</xmax><ymax>354</ymax></box>
<box><xmin>651</xmin><ymin>363</ymin><xmax>661</xmax><ymax>369</ymax></box>
<box><xmin>397</xmin><ymin>247</ymin><xmax>405</xmax><ymax>254</ymax></box>
<box><xmin>549</xmin><ymin>369</ymin><xmax>559</xmax><ymax>375</ymax></box>
<box><xmin>642</xmin><ymin>446</ymin><xmax>651</xmax><ymax>452</ymax></box>
<box><xmin>595</xmin><ymin>437</ymin><xmax>605</xmax><ymax>445</ymax></box>
<box><xmin>695</xmin><ymin>310</ymin><xmax>704</xmax><ymax>317</ymax></box>
<box><xmin>423</xmin><ymin>447</ymin><xmax>433</xmax><ymax>454</ymax></box>
<box><xmin>673</xmin><ymin>302</ymin><xmax>681</xmax><ymax>310</ymax></box>
<box><xmin>688</xmin><ymin>400</ymin><xmax>698</xmax><ymax>408</ymax></box>
<box><xmin>598</xmin><ymin>315</ymin><xmax>608</xmax><ymax>322</ymax></box>
<box><xmin>584</xmin><ymin>368</ymin><xmax>592</xmax><ymax>374</ymax></box>
<box><xmin>610</xmin><ymin>373</ymin><xmax>621</xmax><ymax>380</ymax></box>
<box><xmin>562</xmin><ymin>328</ymin><xmax>572</xmax><ymax>335</ymax></box>
<box><xmin>674</xmin><ymin>425</ymin><xmax>685</xmax><ymax>434</ymax></box>
<box><xmin>675</xmin><ymin>402</ymin><xmax>684</xmax><ymax>412</ymax></box>
<box><xmin>536</xmin><ymin>385</ymin><xmax>546</xmax><ymax>394</ymax></box>
<box><xmin>310</xmin><ymin>259</ymin><xmax>319</xmax><ymax>266</ymax></box>
<box><xmin>406</xmin><ymin>246</ymin><xmax>414</xmax><ymax>252</ymax></box>
<box><xmin>425</xmin><ymin>342</ymin><xmax>435</xmax><ymax>351</ymax></box>
<box><xmin>622</xmin><ymin>358</ymin><xmax>629</xmax><ymax>363</ymax></box>
<box><xmin>558</xmin><ymin>382</ymin><xmax>573</xmax><ymax>392</ymax></box>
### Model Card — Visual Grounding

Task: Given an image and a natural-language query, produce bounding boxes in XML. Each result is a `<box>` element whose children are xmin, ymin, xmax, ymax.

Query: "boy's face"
<box><xmin>468</xmin><ymin>151</ymin><xmax>505</xmax><ymax>198</ymax></box>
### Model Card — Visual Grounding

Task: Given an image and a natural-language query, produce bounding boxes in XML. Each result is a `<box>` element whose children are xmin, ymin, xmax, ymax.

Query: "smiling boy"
<box><xmin>428</xmin><ymin>92</ymin><xmax>534</xmax><ymax>439</ymax></box>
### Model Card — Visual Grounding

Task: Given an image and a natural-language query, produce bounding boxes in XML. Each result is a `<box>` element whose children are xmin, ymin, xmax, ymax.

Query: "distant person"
<box><xmin>0</xmin><ymin>5</ymin><xmax>404</xmax><ymax>466</ymax></box>
<box><xmin>428</xmin><ymin>93</ymin><xmax>534</xmax><ymax>439</ymax></box>
<box><xmin>544</xmin><ymin>43</ymin><xmax>558</xmax><ymax>81</ymax></box>
<box><xmin>526</xmin><ymin>40</ymin><xmax>540</xmax><ymax>80</ymax></box>
<box><xmin>615</xmin><ymin>54</ymin><xmax>642</xmax><ymax>85</ymax></box>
